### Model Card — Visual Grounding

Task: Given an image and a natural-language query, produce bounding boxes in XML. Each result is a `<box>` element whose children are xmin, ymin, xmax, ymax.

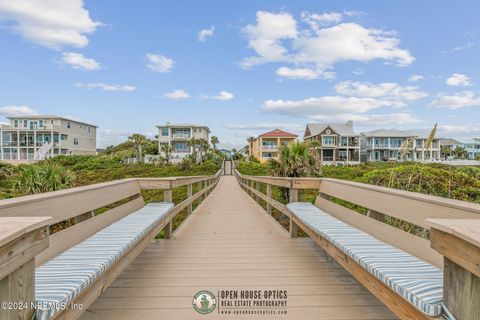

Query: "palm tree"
<box><xmin>211</xmin><ymin>136</ymin><xmax>219</xmax><ymax>151</ymax></box>
<box><xmin>196</xmin><ymin>138</ymin><xmax>210</xmax><ymax>163</ymax></box>
<box><xmin>160</xmin><ymin>144</ymin><xmax>173</xmax><ymax>163</ymax></box>
<box><xmin>270</xmin><ymin>142</ymin><xmax>320</xmax><ymax>177</ymax></box>
<box><xmin>128</xmin><ymin>134</ymin><xmax>147</xmax><ymax>163</ymax></box>
<box><xmin>188</xmin><ymin>137</ymin><xmax>198</xmax><ymax>161</ymax></box>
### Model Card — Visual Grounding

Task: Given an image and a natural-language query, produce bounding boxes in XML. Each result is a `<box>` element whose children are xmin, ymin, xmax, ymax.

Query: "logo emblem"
<box><xmin>193</xmin><ymin>290</ymin><xmax>216</xmax><ymax>314</ymax></box>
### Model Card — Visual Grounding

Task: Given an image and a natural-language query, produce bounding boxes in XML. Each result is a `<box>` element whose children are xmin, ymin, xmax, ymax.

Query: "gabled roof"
<box><xmin>258</xmin><ymin>129</ymin><xmax>298</xmax><ymax>138</ymax></box>
<box><xmin>305</xmin><ymin>122</ymin><xmax>358</xmax><ymax>138</ymax></box>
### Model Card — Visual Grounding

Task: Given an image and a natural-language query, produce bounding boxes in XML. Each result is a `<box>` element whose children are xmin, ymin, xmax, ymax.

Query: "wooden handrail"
<box><xmin>0</xmin><ymin>169</ymin><xmax>222</xmax><ymax>320</ymax></box>
<box><xmin>233</xmin><ymin>165</ymin><xmax>480</xmax><ymax>266</ymax></box>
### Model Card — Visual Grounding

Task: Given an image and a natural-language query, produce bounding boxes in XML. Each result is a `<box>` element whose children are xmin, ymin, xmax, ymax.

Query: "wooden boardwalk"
<box><xmin>81</xmin><ymin>176</ymin><xmax>396</xmax><ymax>320</ymax></box>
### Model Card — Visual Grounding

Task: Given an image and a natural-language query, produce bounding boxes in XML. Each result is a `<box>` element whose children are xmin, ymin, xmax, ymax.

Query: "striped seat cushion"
<box><xmin>35</xmin><ymin>202</ymin><xmax>173</xmax><ymax>320</ymax></box>
<box><xmin>287</xmin><ymin>202</ymin><xmax>443</xmax><ymax>317</ymax></box>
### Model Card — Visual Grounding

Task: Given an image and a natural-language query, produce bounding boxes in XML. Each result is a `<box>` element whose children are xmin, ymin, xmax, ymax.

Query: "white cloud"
<box><xmin>146</xmin><ymin>53</ymin><xmax>174</xmax><ymax>73</ymax></box>
<box><xmin>428</xmin><ymin>91</ymin><xmax>480</xmax><ymax>110</ymax></box>
<box><xmin>164</xmin><ymin>89</ymin><xmax>190</xmax><ymax>99</ymax></box>
<box><xmin>0</xmin><ymin>0</ymin><xmax>101</xmax><ymax>49</ymax></box>
<box><xmin>242</xmin><ymin>11</ymin><xmax>414</xmax><ymax>75</ymax></box>
<box><xmin>242</xmin><ymin>11</ymin><xmax>298</xmax><ymax>67</ymax></box>
<box><xmin>301</xmin><ymin>12</ymin><xmax>343</xmax><ymax>29</ymax></box>
<box><xmin>0</xmin><ymin>105</ymin><xmax>38</xmax><ymax>116</ymax></box>
<box><xmin>212</xmin><ymin>91</ymin><xmax>234</xmax><ymax>101</ymax></box>
<box><xmin>446</xmin><ymin>73</ymin><xmax>472</xmax><ymax>86</ymax></box>
<box><xmin>408</xmin><ymin>75</ymin><xmax>424</xmax><ymax>82</ymax></box>
<box><xmin>276</xmin><ymin>66</ymin><xmax>335</xmax><ymax>80</ymax></box>
<box><xmin>439</xmin><ymin>124</ymin><xmax>480</xmax><ymax>135</ymax></box>
<box><xmin>75</xmin><ymin>83</ymin><xmax>136</xmax><ymax>92</ymax></box>
<box><xmin>61</xmin><ymin>52</ymin><xmax>100</xmax><ymax>70</ymax></box>
<box><xmin>441</xmin><ymin>42</ymin><xmax>474</xmax><ymax>54</ymax></box>
<box><xmin>334</xmin><ymin>81</ymin><xmax>427</xmax><ymax>104</ymax></box>
<box><xmin>262</xmin><ymin>96</ymin><xmax>393</xmax><ymax>119</ymax></box>
<box><xmin>198</xmin><ymin>25</ymin><xmax>215</xmax><ymax>42</ymax></box>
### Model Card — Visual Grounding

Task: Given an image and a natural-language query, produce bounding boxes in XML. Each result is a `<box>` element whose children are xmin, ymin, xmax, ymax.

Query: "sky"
<box><xmin>0</xmin><ymin>0</ymin><xmax>479</xmax><ymax>149</ymax></box>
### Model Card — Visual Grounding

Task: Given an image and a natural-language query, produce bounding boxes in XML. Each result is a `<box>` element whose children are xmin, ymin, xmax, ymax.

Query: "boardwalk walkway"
<box><xmin>81</xmin><ymin>176</ymin><xmax>396</xmax><ymax>320</ymax></box>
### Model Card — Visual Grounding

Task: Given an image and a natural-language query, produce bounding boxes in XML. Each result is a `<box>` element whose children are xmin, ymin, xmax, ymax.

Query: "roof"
<box><xmin>258</xmin><ymin>129</ymin><xmax>298</xmax><ymax>138</ymax></box>
<box><xmin>361</xmin><ymin>129</ymin><xmax>421</xmax><ymax>138</ymax></box>
<box><xmin>362</xmin><ymin>129</ymin><xmax>442</xmax><ymax>140</ymax></box>
<box><xmin>439</xmin><ymin>138</ymin><xmax>463</xmax><ymax>146</ymax></box>
<box><xmin>156</xmin><ymin>123</ymin><xmax>209</xmax><ymax>129</ymax></box>
<box><xmin>6</xmin><ymin>115</ymin><xmax>98</xmax><ymax>127</ymax></box>
<box><xmin>305</xmin><ymin>122</ymin><xmax>358</xmax><ymax>138</ymax></box>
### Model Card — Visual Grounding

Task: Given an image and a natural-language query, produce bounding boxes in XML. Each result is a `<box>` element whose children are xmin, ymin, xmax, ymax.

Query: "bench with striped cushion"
<box><xmin>34</xmin><ymin>202</ymin><xmax>173</xmax><ymax>320</ymax></box>
<box><xmin>287</xmin><ymin>202</ymin><xmax>444</xmax><ymax>317</ymax></box>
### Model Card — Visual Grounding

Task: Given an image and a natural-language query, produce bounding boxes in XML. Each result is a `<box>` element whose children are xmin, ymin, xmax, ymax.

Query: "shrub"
<box><xmin>13</xmin><ymin>164</ymin><xmax>75</xmax><ymax>196</ymax></box>
<box><xmin>358</xmin><ymin>165</ymin><xmax>480</xmax><ymax>203</ymax></box>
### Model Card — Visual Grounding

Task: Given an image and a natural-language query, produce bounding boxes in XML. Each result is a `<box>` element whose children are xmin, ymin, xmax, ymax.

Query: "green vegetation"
<box><xmin>268</xmin><ymin>142</ymin><xmax>321</xmax><ymax>177</ymax></box>
<box><xmin>12</xmin><ymin>163</ymin><xmax>74</xmax><ymax>196</ymax></box>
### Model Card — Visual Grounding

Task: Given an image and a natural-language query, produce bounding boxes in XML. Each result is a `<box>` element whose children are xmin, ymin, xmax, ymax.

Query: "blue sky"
<box><xmin>0</xmin><ymin>1</ymin><xmax>479</xmax><ymax>148</ymax></box>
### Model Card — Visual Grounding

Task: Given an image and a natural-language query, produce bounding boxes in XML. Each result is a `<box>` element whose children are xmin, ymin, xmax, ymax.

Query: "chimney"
<box><xmin>346</xmin><ymin>120</ymin><xmax>353</xmax><ymax>128</ymax></box>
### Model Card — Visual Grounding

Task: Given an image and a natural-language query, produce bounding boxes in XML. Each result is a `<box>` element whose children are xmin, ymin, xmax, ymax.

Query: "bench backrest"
<box><xmin>316</xmin><ymin>178</ymin><xmax>480</xmax><ymax>267</ymax></box>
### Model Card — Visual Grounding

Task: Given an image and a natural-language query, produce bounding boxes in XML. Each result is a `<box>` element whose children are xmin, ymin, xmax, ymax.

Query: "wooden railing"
<box><xmin>0</xmin><ymin>169</ymin><xmax>221</xmax><ymax>320</ymax></box>
<box><xmin>234</xmin><ymin>166</ymin><xmax>480</xmax><ymax>319</ymax></box>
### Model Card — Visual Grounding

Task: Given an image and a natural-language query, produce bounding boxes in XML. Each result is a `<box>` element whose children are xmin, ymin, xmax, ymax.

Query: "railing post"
<box><xmin>289</xmin><ymin>188</ymin><xmax>298</xmax><ymax>203</ymax></box>
<box><xmin>266</xmin><ymin>184</ymin><xmax>272</xmax><ymax>215</ymax></box>
<box><xmin>187</xmin><ymin>183</ymin><xmax>193</xmax><ymax>215</ymax></box>
<box><xmin>163</xmin><ymin>188</ymin><xmax>173</xmax><ymax>239</ymax></box>
<box><xmin>0</xmin><ymin>217</ymin><xmax>50</xmax><ymax>320</ymax></box>
<box><xmin>428</xmin><ymin>219</ymin><xmax>480</xmax><ymax>320</ymax></box>
<box><xmin>255</xmin><ymin>181</ymin><xmax>260</xmax><ymax>202</ymax></box>
<box><xmin>289</xmin><ymin>218</ymin><xmax>298</xmax><ymax>238</ymax></box>
<box><xmin>198</xmin><ymin>181</ymin><xmax>203</xmax><ymax>201</ymax></box>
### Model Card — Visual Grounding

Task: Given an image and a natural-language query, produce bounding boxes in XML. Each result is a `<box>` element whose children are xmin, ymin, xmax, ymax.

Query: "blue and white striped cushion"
<box><xmin>287</xmin><ymin>202</ymin><xmax>443</xmax><ymax>317</ymax></box>
<box><xmin>34</xmin><ymin>202</ymin><xmax>173</xmax><ymax>320</ymax></box>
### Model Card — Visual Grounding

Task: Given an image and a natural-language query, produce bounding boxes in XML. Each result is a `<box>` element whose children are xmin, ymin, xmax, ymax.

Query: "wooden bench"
<box><xmin>0</xmin><ymin>172</ymin><xmax>221</xmax><ymax>320</ymax></box>
<box><xmin>34</xmin><ymin>202</ymin><xmax>173</xmax><ymax>320</ymax></box>
<box><xmin>287</xmin><ymin>202</ymin><xmax>443</xmax><ymax>318</ymax></box>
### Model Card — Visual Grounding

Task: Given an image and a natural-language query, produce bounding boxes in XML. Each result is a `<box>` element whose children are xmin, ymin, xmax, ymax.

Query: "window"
<box><xmin>161</xmin><ymin>128</ymin><xmax>168</xmax><ymax>136</ymax></box>
<box><xmin>14</xmin><ymin>119</ymin><xmax>18</xmax><ymax>127</ymax></box>
<box><xmin>53</xmin><ymin>134</ymin><xmax>59</xmax><ymax>143</ymax></box>
<box><xmin>51</xmin><ymin>120</ymin><xmax>54</xmax><ymax>124</ymax></box>
<box><xmin>262</xmin><ymin>152</ymin><xmax>275</xmax><ymax>158</ymax></box>
<box><xmin>23</xmin><ymin>119</ymin><xmax>27</xmax><ymax>127</ymax></box>
<box><xmin>88</xmin><ymin>127</ymin><xmax>91</xmax><ymax>133</ymax></box>
<box><xmin>39</xmin><ymin>120</ymin><xmax>43</xmax><ymax>127</ymax></box>
<box><xmin>67</xmin><ymin>122</ymin><xmax>71</xmax><ymax>128</ymax></box>
<box><xmin>61</xmin><ymin>134</ymin><xmax>67</xmax><ymax>141</ymax></box>
<box><xmin>173</xmin><ymin>142</ymin><xmax>189</xmax><ymax>153</ymax></box>
<box><xmin>322</xmin><ymin>136</ymin><xmax>335</xmax><ymax>145</ymax></box>
<box><xmin>74</xmin><ymin>138</ymin><xmax>79</xmax><ymax>145</ymax></box>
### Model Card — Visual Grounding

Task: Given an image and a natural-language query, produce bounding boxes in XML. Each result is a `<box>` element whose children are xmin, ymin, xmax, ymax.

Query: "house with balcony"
<box><xmin>0</xmin><ymin>115</ymin><xmax>97</xmax><ymax>163</ymax></box>
<box><xmin>251</xmin><ymin>129</ymin><xmax>298</xmax><ymax>163</ymax></box>
<box><xmin>157</xmin><ymin>123</ymin><xmax>210</xmax><ymax>163</ymax></box>
<box><xmin>440</xmin><ymin>137</ymin><xmax>480</xmax><ymax>160</ymax></box>
<box><xmin>362</xmin><ymin>129</ymin><xmax>442</xmax><ymax>162</ymax></box>
<box><xmin>303</xmin><ymin>121</ymin><xmax>360</xmax><ymax>165</ymax></box>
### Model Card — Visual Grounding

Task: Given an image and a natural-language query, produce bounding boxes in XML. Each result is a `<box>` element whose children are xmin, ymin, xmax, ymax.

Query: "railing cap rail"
<box><xmin>427</xmin><ymin>219</ymin><xmax>480</xmax><ymax>248</ymax></box>
<box><xmin>321</xmin><ymin>178</ymin><xmax>480</xmax><ymax>215</ymax></box>
<box><xmin>0</xmin><ymin>170</ymin><xmax>222</xmax><ymax>210</ymax></box>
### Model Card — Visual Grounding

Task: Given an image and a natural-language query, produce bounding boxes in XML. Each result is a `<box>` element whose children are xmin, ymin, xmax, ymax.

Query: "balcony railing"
<box><xmin>172</xmin><ymin>133</ymin><xmax>191</xmax><ymax>139</ymax></box>
<box><xmin>262</xmin><ymin>145</ymin><xmax>278</xmax><ymax>150</ymax></box>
